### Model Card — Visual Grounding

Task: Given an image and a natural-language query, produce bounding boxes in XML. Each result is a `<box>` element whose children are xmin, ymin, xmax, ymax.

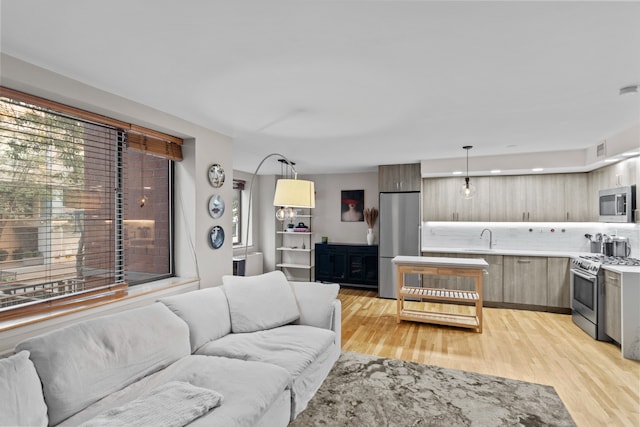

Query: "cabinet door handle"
<box><xmin>517</xmin><ymin>259</ymin><xmax>531</xmax><ymax>263</ymax></box>
<box><xmin>522</xmin><ymin>212</ymin><xmax>526</xmax><ymax>221</ymax></box>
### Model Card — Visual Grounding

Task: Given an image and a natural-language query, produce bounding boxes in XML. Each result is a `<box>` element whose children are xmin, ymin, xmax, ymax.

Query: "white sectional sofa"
<box><xmin>0</xmin><ymin>271</ymin><xmax>341</xmax><ymax>427</ymax></box>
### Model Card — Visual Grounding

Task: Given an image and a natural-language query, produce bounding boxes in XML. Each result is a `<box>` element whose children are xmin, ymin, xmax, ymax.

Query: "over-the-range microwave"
<box><xmin>599</xmin><ymin>185</ymin><xmax>636</xmax><ymax>223</ymax></box>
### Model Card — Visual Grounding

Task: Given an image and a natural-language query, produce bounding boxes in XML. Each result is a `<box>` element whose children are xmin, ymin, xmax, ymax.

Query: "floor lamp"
<box><xmin>243</xmin><ymin>153</ymin><xmax>315</xmax><ymax>262</ymax></box>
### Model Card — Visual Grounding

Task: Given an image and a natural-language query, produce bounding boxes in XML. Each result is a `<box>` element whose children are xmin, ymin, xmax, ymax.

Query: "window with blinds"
<box><xmin>0</xmin><ymin>90</ymin><xmax>176</xmax><ymax>318</ymax></box>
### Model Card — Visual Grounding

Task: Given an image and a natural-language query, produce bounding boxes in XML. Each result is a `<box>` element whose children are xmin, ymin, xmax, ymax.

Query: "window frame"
<box><xmin>0</xmin><ymin>87</ymin><xmax>181</xmax><ymax>320</ymax></box>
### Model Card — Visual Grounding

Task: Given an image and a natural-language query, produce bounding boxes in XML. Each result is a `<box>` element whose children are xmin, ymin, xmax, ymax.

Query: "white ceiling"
<box><xmin>1</xmin><ymin>1</ymin><xmax>639</xmax><ymax>175</ymax></box>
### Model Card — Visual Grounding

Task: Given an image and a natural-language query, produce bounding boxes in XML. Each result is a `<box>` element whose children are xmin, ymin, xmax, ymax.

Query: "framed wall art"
<box><xmin>341</xmin><ymin>189</ymin><xmax>364</xmax><ymax>222</ymax></box>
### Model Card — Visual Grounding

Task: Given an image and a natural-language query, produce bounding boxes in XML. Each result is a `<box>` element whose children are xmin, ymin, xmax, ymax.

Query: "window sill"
<box><xmin>0</xmin><ymin>276</ymin><xmax>199</xmax><ymax>333</ymax></box>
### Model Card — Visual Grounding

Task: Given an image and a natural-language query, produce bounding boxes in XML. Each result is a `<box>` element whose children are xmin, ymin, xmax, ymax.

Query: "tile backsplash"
<box><xmin>422</xmin><ymin>222</ymin><xmax>640</xmax><ymax>257</ymax></box>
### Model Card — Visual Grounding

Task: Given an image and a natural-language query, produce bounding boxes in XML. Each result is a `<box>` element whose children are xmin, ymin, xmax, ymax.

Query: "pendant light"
<box><xmin>460</xmin><ymin>145</ymin><xmax>476</xmax><ymax>199</ymax></box>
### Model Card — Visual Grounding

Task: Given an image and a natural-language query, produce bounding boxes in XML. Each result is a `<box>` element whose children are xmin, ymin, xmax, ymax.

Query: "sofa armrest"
<box><xmin>289</xmin><ymin>282</ymin><xmax>341</xmax><ymax>336</ymax></box>
<box><xmin>330</xmin><ymin>299</ymin><xmax>342</xmax><ymax>350</ymax></box>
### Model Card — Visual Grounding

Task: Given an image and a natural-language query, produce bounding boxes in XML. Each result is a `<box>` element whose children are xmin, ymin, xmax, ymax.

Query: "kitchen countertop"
<box><xmin>601</xmin><ymin>264</ymin><xmax>640</xmax><ymax>274</ymax></box>
<box><xmin>422</xmin><ymin>246</ymin><xmax>591</xmax><ymax>258</ymax></box>
<box><xmin>421</xmin><ymin>247</ymin><xmax>640</xmax><ymax>274</ymax></box>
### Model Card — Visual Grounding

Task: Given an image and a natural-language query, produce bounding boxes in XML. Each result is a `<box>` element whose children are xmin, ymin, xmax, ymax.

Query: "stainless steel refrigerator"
<box><xmin>378</xmin><ymin>192</ymin><xmax>421</xmax><ymax>299</ymax></box>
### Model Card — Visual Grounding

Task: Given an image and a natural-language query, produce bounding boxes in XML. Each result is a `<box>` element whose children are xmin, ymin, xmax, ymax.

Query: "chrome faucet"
<box><xmin>480</xmin><ymin>228</ymin><xmax>493</xmax><ymax>249</ymax></box>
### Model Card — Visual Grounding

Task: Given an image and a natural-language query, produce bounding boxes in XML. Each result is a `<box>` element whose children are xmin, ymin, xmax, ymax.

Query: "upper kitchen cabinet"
<box><xmin>423</xmin><ymin>173</ymin><xmax>590</xmax><ymax>222</ymax></box>
<box><xmin>563</xmin><ymin>173</ymin><xmax>590</xmax><ymax>222</ymax></box>
<box><xmin>423</xmin><ymin>176</ymin><xmax>493</xmax><ymax>221</ymax></box>
<box><xmin>379</xmin><ymin>163</ymin><xmax>421</xmax><ymax>192</ymax></box>
<box><xmin>494</xmin><ymin>175</ymin><xmax>570</xmax><ymax>222</ymax></box>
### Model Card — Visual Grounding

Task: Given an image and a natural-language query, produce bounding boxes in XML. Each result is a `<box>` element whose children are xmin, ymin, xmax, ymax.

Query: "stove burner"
<box><xmin>575</xmin><ymin>255</ymin><xmax>640</xmax><ymax>267</ymax></box>
<box><xmin>603</xmin><ymin>256</ymin><xmax>640</xmax><ymax>266</ymax></box>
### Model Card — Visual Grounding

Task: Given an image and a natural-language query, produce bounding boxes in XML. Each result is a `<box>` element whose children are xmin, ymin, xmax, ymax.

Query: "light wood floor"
<box><xmin>339</xmin><ymin>288</ymin><xmax>640</xmax><ymax>427</ymax></box>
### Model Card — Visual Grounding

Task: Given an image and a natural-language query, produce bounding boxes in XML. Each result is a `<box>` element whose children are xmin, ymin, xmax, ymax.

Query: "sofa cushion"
<box><xmin>16</xmin><ymin>303</ymin><xmax>191</xmax><ymax>426</ymax></box>
<box><xmin>159</xmin><ymin>287</ymin><xmax>231</xmax><ymax>351</ymax></box>
<box><xmin>223</xmin><ymin>270</ymin><xmax>300</xmax><ymax>333</ymax></box>
<box><xmin>290</xmin><ymin>282</ymin><xmax>340</xmax><ymax>329</ymax></box>
<box><xmin>58</xmin><ymin>355</ymin><xmax>291</xmax><ymax>427</ymax></box>
<box><xmin>0</xmin><ymin>350</ymin><xmax>48</xmax><ymax>427</ymax></box>
<box><xmin>195</xmin><ymin>324</ymin><xmax>335</xmax><ymax>379</ymax></box>
<box><xmin>195</xmin><ymin>324</ymin><xmax>338</xmax><ymax>420</ymax></box>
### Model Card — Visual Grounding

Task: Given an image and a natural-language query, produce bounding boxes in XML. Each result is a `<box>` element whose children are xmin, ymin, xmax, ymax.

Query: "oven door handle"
<box><xmin>571</xmin><ymin>269</ymin><xmax>596</xmax><ymax>281</ymax></box>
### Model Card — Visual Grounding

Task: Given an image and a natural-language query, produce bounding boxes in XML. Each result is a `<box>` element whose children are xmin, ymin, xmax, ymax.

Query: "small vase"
<box><xmin>366</xmin><ymin>228</ymin><xmax>374</xmax><ymax>245</ymax></box>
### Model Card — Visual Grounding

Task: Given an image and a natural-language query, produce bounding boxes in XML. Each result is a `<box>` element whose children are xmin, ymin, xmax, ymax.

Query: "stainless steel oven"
<box><xmin>570</xmin><ymin>258</ymin><xmax>609</xmax><ymax>341</ymax></box>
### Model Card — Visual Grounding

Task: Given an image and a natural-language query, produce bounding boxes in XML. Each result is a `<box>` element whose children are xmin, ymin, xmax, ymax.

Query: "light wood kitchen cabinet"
<box><xmin>422</xmin><ymin>176</ymin><xmax>495</xmax><ymax>221</ymax></box>
<box><xmin>422</xmin><ymin>179</ymin><xmax>461</xmax><ymax>221</ymax></box>
<box><xmin>563</xmin><ymin>173</ymin><xmax>590</xmax><ymax>222</ymax></box>
<box><xmin>547</xmin><ymin>257</ymin><xmax>570</xmax><ymax>309</ymax></box>
<box><xmin>503</xmin><ymin>256</ymin><xmax>548</xmax><ymax>306</ymax></box>
<box><xmin>421</xmin><ymin>252</ymin><xmax>503</xmax><ymax>303</ymax></box>
<box><xmin>501</xmin><ymin>175</ymin><xmax>565</xmax><ymax>222</ymax></box>
<box><xmin>423</xmin><ymin>172</ymin><xmax>593</xmax><ymax>222</ymax></box>
<box><xmin>465</xmin><ymin>253</ymin><xmax>503</xmax><ymax>302</ymax></box>
<box><xmin>604</xmin><ymin>270</ymin><xmax>622</xmax><ymax>343</ymax></box>
<box><xmin>379</xmin><ymin>163</ymin><xmax>421</xmax><ymax>192</ymax></box>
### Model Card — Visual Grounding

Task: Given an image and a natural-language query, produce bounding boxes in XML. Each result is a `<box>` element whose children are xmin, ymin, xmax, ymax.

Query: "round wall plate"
<box><xmin>208</xmin><ymin>226</ymin><xmax>224</xmax><ymax>249</ymax></box>
<box><xmin>208</xmin><ymin>164</ymin><xmax>225</xmax><ymax>188</ymax></box>
<box><xmin>208</xmin><ymin>194</ymin><xmax>225</xmax><ymax>219</ymax></box>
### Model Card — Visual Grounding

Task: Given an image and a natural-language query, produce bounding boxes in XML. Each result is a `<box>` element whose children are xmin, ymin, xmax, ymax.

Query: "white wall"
<box><xmin>303</xmin><ymin>172</ymin><xmax>379</xmax><ymax>246</ymax></box>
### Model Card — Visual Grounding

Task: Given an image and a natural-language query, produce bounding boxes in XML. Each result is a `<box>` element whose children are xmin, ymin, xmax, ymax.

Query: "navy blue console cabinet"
<box><xmin>315</xmin><ymin>243</ymin><xmax>378</xmax><ymax>290</ymax></box>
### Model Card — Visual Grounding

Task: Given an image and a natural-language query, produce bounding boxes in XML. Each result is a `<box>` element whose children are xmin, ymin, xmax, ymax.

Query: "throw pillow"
<box><xmin>289</xmin><ymin>281</ymin><xmax>340</xmax><ymax>329</ymax></box>
<box><xmin>159</xmin><ymin>287</ymin><xmax>231</xmax><ymax>351</ymax></box>
<box><xmin>223</xmin><ymin>270</ymin><xmax>300</xmax><ymax>333</ymax></box>
<box><xmin>0</xmin><ymin>350</ymin><xmax>48</xmax><ymax>427</ymax></box>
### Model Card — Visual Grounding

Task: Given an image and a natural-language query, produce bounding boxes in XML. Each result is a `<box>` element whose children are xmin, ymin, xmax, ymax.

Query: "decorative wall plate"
<box><xmin>208</xmin><ymin>194</ymin><xmax>225</xmax><ymax>219</ymax></box>
<box><xmin>208</xmin><ymin>164</ymin><xmax>225</xmax><ymax>188</ymax></box>
<box><xmin>208</xmin><ymin>225</ymin><xmax>224</xmax><ymax>249</ymax></box>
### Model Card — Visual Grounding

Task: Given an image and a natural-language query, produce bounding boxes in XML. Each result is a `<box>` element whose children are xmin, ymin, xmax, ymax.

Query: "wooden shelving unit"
<box><xmin>393</xmin><ymin>256</ymin><xmax>488</xmax><ymax>333</ymax></box>
<box><xmin>276</xmin><ymin>213</ymin><xmax>313</xmax><ymax>281</ymax></box>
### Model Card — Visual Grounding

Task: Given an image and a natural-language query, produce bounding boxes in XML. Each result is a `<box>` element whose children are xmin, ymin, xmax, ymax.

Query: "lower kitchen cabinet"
<box><xmin>604</xmin><ymin>270</ymin><xmax>622</xmax><ymax>343</ymax></box>
<box><xmin>421</xmin><ymin>252</ymin><xmax>503</xmax><ymax>303</ymax></box>
<box><xmin>423</xmin><ymin>252</ymin><xmax>572</xmax><ymax>311</ymax></box>
<box><xmin>547</xmin><ymin>257</ymin><xmax>571</xmax><ymax>309</ymax></box>
<box><xmin>503</xmin><ymin>256</ymin><xmax>548</xmax><ymax>306</ymax></box>
<box><xmin>316</xmin><ymin>243</ymin><xmax>378</xmax><ymax>289</ymax></box>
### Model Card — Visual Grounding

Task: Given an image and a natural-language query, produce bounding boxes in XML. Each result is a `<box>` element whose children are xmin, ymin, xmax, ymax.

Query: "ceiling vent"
<box><xmin>596</xmin><ymin>141</ymin><xmax>606</xmax><ymax>159</ymax></box>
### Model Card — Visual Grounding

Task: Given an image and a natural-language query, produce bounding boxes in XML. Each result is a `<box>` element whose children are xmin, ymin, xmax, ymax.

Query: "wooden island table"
<box><xmin>392</xmin><ymin>255</ymin><xmax>488</xmax><ymax>333</ymax></box>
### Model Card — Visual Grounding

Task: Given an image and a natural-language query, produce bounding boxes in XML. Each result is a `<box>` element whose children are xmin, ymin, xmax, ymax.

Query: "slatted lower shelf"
<box><xmin>399</xmin><ymin>309</ymin><xmax>480</xmax><ymax>329</ymax></box>
<box><xmin>394</xmin><ymin>259</ymin><xmax>485</xmax><ymax>333</ymax></box>
<box><xmin>400</xmin><ymin>286</ymin><xmax>479</xmax><ymax>302</ymax></box>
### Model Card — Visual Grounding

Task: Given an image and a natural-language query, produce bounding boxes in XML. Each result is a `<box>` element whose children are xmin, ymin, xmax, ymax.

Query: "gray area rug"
<box><xmin>291</xmin><ymin>352</ymin><xmax>576</xmax><ymax>427</ymax></box>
